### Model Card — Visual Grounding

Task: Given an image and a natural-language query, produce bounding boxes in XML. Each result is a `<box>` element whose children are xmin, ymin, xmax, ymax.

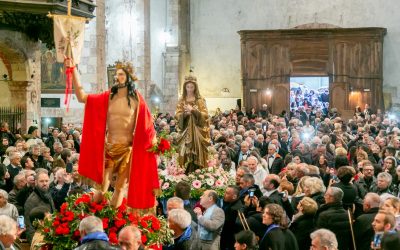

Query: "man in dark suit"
<box><xmin>262</xmin><ymin>174</ymin><xmax>294</xmax><ymax>219</ymax></box>
<box><xmin>5</xmin><ymin>151</ymin><xmax>22</xmax><ymax>192</ymax></box>
<box><xmin>353</xmin><ymin>193</ymin><xmax>380</xmax><ymax>250</ymax></box>
<box><xmin>363</xmin><ymin>103</ymin><xmax>372</xmax><ymax>117</ymax></box>
<box><xmin>221</xmin><ymin>185</ymin><xmax>243</xmax><ymax>250</ymax></box>
<box><xmin>238</xmin><ymin>174</ymin><xmax>263</xmax><ymax>202</ymax></box>
<box><xmin>45</xmin><ymin>128</ymin><xmax>60</xmax><ymax>156</ymax></box>
<box><xmin>315</xmin><ymin>187</ymin><xmax>351</xmax><ymax>250</ymax></box>
<box><xmin>264</xmin><ymin>143</ymin><xmax>284</xmax><ymax>174</ymax></box>
<box><xmin>234</xmin><ymin>141</ymin><xmax>251</xmax><ymax>166</ymax></box>
<box><xmin>255</xmin><ymin>134</ymin><xmax>268</xmax><ymax>157</ymax></box>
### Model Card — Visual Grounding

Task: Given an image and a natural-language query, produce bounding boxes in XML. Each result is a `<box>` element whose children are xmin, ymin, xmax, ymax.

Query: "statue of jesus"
<box><xmin>65</xmin><ymin>59</ymin><xmax>159</xmax><ymax>209</ymax></box>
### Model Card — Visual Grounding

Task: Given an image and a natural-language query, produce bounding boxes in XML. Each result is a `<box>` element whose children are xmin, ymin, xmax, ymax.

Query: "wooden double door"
<box><xmin>239</xmin><ymin>28</ymin><xmax>386</xmax><ymax>118</ymax></box>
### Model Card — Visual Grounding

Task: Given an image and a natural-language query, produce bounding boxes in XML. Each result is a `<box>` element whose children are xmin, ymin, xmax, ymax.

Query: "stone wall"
<box><xmin>184</xmin><ymin>0</ymin><xmax>400</xmax><ymax>111</ymax></box>
<box><xmin>0</xmin><ymin>30</ymin><xmax>41</xmax><ymax>133</ymax></box>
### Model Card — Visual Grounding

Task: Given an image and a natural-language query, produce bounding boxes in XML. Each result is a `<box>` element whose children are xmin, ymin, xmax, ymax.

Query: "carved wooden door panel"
<box><xmin>272</xmin><ymin>83</ymin><xmax>289</xmax><ymax>114</ymax></box>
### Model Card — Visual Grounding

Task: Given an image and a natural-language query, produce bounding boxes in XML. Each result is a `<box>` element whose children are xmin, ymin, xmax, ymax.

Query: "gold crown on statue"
<box><xmin>184</xmin><ymin>75</ymin><xmax>197</xmax><ymax>84</ymax></box>
<box><xmin>184</xmin><ymin>69</ymin><xmax>197</xmax><ymax>84</ymax></box>
<box><xmin>115</xmin><ymin>61</ymin><xmax>138</xmax><ymax>81</ymax></box>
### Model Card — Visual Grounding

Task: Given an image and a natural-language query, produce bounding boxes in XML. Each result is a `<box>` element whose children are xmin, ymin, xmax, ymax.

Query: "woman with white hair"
<box><xmin>0</xmin><ymin>189</ymin><xmax>18</xmax><ymax>220</ymax></box>
<box><xmin>303</xmin><ymin>177</ymin><xmax>326</xmax><ymax>207</ymax></box>
<box><xmin>0</xmin><ymin>215</ymin><xmax>18</xmax><ymax>249</ymax></box>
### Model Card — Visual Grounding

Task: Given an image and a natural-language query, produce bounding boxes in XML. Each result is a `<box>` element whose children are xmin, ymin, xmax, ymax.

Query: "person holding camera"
<box><xmin>50</xmin><ymin>168</ymin><xmax>72</xmax><ymax>211</ymax></box>
<box><xmin>238</xmin><ymin>174</ymin><xmax>263</xmax><ymax>202</ymax></box>
<box><xmin>221</xmin><ymin>185</ymin><xmax>243</xmax><ymax>250</ymax></box>
<box><xmin>371</xmin><ymin>210</ymin><xmax>396</xmax><ymax>249</ymax></box>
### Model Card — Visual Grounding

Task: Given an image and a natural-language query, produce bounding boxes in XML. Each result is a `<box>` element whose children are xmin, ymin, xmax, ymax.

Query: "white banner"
<box><xmin>53</xmin><ymin>15</ymin><xmax>86</xmax><ymax>64</ymax></box>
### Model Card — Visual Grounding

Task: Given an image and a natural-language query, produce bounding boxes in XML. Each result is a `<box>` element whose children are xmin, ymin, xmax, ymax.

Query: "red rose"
<box><xmin>149</xmin><ymin>244</ymin><xmax>162</xmax><ymax>250</ymax></box>
<box><xmin>140</xmin><ymin>219</ymin><xmax>148</xmax><ymax>228</ymax></box>
<box><xmin>62</xmin><ymin>227</ymin><xmax>70</xmax><ymax>234</ymax></box>
<box><xmin>158</xmin><ymin>138</ymin><xmax>171</xmax><ymax>153</ymax></box>
<box><xmin>43</xmin><ymin>228</ymin><xmax>50</xmax><ymax>233</ymax></box>
<box><xmin>60</xmin><ymin>203</ymin><xmax>68</xmax><ymax>212</ymax></box>
<box><xmin>52</xmin><ymin>220</ymin><xmax>60</xmax><ymax>227</ymax></box>
<box><xmin>128</xmin><ymin>213</ymin><xmax>139</xmax><ymax>224</ymax></box>
<box><xmin>109</xmin><ymin>232</ymin><xmax>118</xmax><ymax>244</ymax></box>
<box><xmin>73</xmin><ymin>230</ymin><xmax>80</xmax><ymax>237</ymax></box>
<box><xmin>55</xmin><ymin>227</ymin><xmax>64</xmax><ymax>235</ymax></box>
<box><xmin>109</xmin><ymin>227</ymin><xmax>118</xmax><ymax>233</ymax></box>
<box><xmin>114</xmin><ymin>219</ymin><xmax>126</xmax><ymax>228</ymax></box>
<box><xmin>118</xmin><ymin>202</ymin><xmax>127</xmax><ymax>213</ymax></box>
<box><xmin>63</xmin><ymin>211</ymin><xmax>74</xmax><ymax>222</ymax></box>
<box><xmin>151</xmin><ymin>218</ymin><xmax>161</xmax><ymax>231</ymax></box>
<box><xmin>141</xmin><ymin>234</ymin><xmax>147</xmax><ymax>244</ymax></box>
<box><xmin>75</xmin><ymin>194</ymin><xmax>91</xmax><ymax>205</ymax></box>
<box><xmin>102</xmin><ymin>218</ymin><xmax>109</xmax><ymax>229</ymax></box>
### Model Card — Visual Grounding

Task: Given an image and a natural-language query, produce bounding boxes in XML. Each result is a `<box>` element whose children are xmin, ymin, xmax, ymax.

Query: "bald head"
<box><xmin>118</xmin><ymin>225</ymin><xmax>141</xmax><ymax>250</ymax></box>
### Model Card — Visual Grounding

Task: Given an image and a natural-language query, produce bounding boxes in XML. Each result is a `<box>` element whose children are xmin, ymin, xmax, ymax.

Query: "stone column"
<box><xmin>8</xmin><ymin>81</ymin><xmax>30</xmax><ymax>133</ymax></box>
<box><xmin>96</xmin><ymin>0</ymin><xmax>107</xmax><ymax>92</ymax></box>
<box><xmin>161</xmin><ymin>0</ymin><xmax>180</xmax><ymax>114</ymax></box>
<box><xmin>163</xmin><ymin>47</ymin><xmax>179</xmax><ymax>113</ymax></box>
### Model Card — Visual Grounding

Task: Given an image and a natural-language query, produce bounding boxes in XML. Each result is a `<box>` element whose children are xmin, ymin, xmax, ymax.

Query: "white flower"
<box><xmin>206</xmin><ymin>178</ymin><xmax>215</xmax><ymax>186</ymax></box>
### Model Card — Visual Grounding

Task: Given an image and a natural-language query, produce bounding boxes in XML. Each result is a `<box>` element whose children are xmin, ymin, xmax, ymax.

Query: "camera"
<box><xmin>248</xmin><ymin>188</ymin><xmax>256</xmax><ymax>198</ymax></box>
<box><xmin>279</xmin><ymin>191</ymin><xmax>287</xmax><ymax>199</ymax></box>
<box><xmin>373</xmin><ymin>232</ymin><xmax>383</xmax><ymax>248</ymax></box>
<box><xmin>66</xmin><ymin>163</ymin><xmax>73</xmax><ymax>174</ymax></box>
<box><xmin>17</xmin><ymin>216</ymin><xmax>25</xmax><ymax>229</ymax></box>
<box><xmin>331</xmin><ymin>175</ymin><xmax>339</xmax><ymax>182</ymax></box>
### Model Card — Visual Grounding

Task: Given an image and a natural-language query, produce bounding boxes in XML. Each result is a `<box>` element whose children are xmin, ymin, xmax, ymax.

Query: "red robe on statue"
<box><xmin>78</xmin><ymin>90</ymin><xmax>160</xmax><ymax>209</ymax></box>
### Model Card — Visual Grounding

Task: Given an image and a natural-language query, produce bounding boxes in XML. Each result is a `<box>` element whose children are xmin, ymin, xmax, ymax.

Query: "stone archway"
<box><xmin>0</xmin><ymin>30</ymin><xmax>41</xmax><ymax>134</ymax></box>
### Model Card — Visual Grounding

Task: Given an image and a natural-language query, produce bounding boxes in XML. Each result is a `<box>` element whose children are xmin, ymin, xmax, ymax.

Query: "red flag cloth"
<box><xmin>64</xmin><ymin>66</ymin><xmax>75</xmax><ymax>111</ymax></box>
<box><xmin>78</xmin><ymin>90</ymin><xmax>159</xmax><ymax>209</ymax></box>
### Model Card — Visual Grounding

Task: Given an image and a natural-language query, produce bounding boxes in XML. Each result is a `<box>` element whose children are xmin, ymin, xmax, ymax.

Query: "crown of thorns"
<box><xmin>115</xmin><ymin>61</ymin><xmax>138</xmax><ymax>81</ymax></box>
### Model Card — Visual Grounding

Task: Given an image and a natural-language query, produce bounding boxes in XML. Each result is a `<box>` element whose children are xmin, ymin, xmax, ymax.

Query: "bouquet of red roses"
<box><xmin>148</xmin><ymin>131</ymin><xmax>175</xmax><ymax>158</ymax></box>
<box><xmin>34</xmin><ymin>192</ymin><xmax>173</xmax><ymax>250</ymax></box>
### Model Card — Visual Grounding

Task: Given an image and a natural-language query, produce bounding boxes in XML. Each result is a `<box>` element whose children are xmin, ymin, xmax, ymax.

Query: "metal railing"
<box><xmin>0</xmin><ymin>106</ymin><xmax>24</xmax><ymax>133</ymax></box>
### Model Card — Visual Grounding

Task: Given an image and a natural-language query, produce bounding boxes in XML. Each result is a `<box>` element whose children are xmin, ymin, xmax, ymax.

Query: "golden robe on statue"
<box><xmin>176</xmin><ymin>96</ymin><xmax>210</xmax><ymax>173</ymax></box>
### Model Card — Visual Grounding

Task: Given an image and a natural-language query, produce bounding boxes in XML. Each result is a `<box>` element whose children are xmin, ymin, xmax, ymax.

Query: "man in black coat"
<box><xmin>315</xmin><ymin>187</ymin><xmax>352</xmax><ymax>250</ymax></box>
<box><xmin>24</xmin><ymin>170</ymin><xmax>55</xmax><ymax>243</ymax></box>
<box><xmin>0</xmin><ymin>122</ymin><xmax>16</xmax><ymax>146</ymax></box>
<box><xmin>353</xmin><ymin>192</ymin><xmax>380</xmax><ymax>250</ymax></box>
<box><xmin>165</xmin><ymin>209</ymin><xmax>198</xmax><ymax>250</ymax></box>
<box><xmin>262</xmin><ymin>174</ymin><xmax>294</xmax><ymax>219</ymax></box>
<box><xmin>234</xmin><ymin>141</ymin><xmax>251</xmax><ymax>167</ymax></box>
<box><xmin>264</xmin><ymin>143</ymin><xmax>284</xmax><ymax>174</ymax></box>
<box><xmin>5</xmin><ymin>151</ymin><xmax>22</xmax><ymax>192</ymax></box>
<box><xmin>221</xmin><ymin>185</ymin><xmax>243</xmax><ymax>250</ymax></box>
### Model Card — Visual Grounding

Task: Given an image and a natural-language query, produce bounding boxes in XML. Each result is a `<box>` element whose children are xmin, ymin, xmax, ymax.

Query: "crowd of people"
<box><xmin>155</xmin><ymin>103</ymin><xmax>400</xmax><ymax>250</ymax></box>
<box><xmin>0</xmin><ymin>100</ymin><xmax>400</xmax><ymax>249</ymax></box>
<box><xmin>290</xmin><ymin>85</ymin><xmax>329</xmax><ymax>111</ymax></box>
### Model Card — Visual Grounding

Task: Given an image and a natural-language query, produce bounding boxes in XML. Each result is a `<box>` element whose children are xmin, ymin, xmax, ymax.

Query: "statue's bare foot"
<box><xmin>92</xmin><ymin>190</ymin><xmax>105</xmax><ymax>204</ymax></box>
